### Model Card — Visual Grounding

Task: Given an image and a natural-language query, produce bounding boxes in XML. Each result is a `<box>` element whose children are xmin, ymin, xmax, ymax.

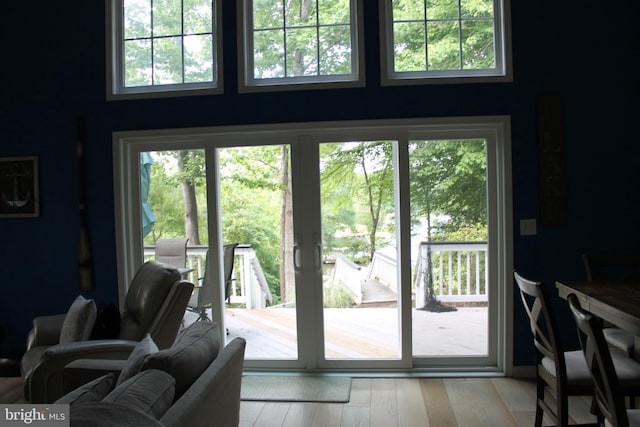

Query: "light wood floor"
<box><xmin>1</xmin><ymin>375</ymin><xmax>597</xmax><ymax>426</ymax></box>
<box><xmin>239</xmin><ymin>377</ymin><xmax>597</xmax><ymax>427</ymax></box>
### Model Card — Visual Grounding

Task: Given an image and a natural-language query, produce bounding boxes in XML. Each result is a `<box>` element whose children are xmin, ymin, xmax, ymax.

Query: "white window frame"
<box><xmin>112</xmin><ymin>116</ymin><xmax>514</xmax><ymax>374</ymax></box>
<box><xmin>237</xmin><ymin>0</ymin><xmax>366</xmax><ymax>93</ymax></box>
<box><xmin>379</xmin><ymin>0</ymin><xmax>513</xmax><ymax>86</ymax></box>
<box><xmin>106</xmin><ymin>0</ymin><xmax>223</xmax><ymax>100</ymax></box>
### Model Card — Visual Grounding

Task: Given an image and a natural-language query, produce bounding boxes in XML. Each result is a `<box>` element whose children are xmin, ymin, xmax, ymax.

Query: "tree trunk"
<box><xmin>178</xmin><ymin>150</ymin><xmax>200</xmax><ymax>246</ymax></box>
<box><xmin>292</xmin><ymin>0</ymin><xmax>313</xmax><ymax>76</ymax></box>
<box><xmin>279</xmin><ymin>145</ymin><xmax>295</xmax><ymax>304</ymax></box>
<box><xmin>419</xmin><ymin>214</ymin><xmax>455</xmax><ymax>313</ymax></box>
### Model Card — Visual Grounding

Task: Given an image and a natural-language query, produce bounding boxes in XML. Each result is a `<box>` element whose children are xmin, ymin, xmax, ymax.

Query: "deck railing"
<box><xmin>144</xmin><ymin>244</ymin><xmax>272</xmax><ymax>308</ymax></box>
<box><xmin>332</xmin><ymin>241</ymin><xmax>488</xmax><ymax>306</ymax></box>
<box><xmin>414</xmin><ymin>241</ymin><xmax>488</xmax><ymax>305</ymax></box>
<box><xmin>144</xmin><ymin>241</ymin><xmax>488</xmax><ymax>308</ymax></box>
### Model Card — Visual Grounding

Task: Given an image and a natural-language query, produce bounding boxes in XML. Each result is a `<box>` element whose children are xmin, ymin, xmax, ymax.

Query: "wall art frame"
<box><xmin>0</xmin><ymin>156</ymin><xmax>39</xmax><ymax>218</ymax></box>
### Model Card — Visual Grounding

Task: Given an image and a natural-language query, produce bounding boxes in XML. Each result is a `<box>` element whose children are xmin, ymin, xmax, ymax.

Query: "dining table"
<box><xmin>555</xmin><ymin>280</ymin><xmax>640</xmax><ymax>360</ymax></box>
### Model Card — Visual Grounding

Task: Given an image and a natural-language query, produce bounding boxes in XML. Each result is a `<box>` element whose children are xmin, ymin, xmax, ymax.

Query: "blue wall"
<box><xmin>1</xmin><ymin>1</ymin><xmax>638</xmax><ymax>367</ymax></box>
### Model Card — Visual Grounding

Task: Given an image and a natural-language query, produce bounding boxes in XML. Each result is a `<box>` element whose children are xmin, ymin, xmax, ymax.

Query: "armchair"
<box><xmin>20</xmin><ymin>261</ymin><xmax>194</xmax><ymax>403</ymax></box>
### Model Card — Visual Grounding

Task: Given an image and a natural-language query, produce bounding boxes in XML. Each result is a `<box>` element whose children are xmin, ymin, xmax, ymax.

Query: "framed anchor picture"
<box><xmin>0</xmin><ymin>156</ymin><xmax>39</xmax><ymax>218</ymax></box>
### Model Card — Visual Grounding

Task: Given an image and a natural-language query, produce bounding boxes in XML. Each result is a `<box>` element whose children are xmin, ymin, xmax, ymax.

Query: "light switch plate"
<box><xmin>520</xmin><ymin>219</ymin><xmax>537</xmax><ymax>236</ymax></box>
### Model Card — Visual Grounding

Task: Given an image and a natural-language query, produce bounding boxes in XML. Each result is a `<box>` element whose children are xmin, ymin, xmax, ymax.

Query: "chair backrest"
<box><xmin>155</xmin><ymin>238</ymin><xmax>189</xmax><ymax>268</ymax></box>
<box><xmin>582</xmin><ymin>254</ymin><xmax>640</xmax><ymax>283</ymax></box>
<box><xmin>568</xmin><ymin>293</ymin><xmax>629</xmax><ymax>427</ymax></box>
<box><xmin>120</xmin><ymin>261</ymin><xmax>194</xmax><ymax>349</ymax></box>
<box><xmin>222</xmin><ymin>243</ymin><xmax>239</xmax><ymax>302</ymax></box>
<box><xmin>513</xmin><ymin>271</ymin><xmax>566</xmax><ymax>379</ymax></box>
<box><xmin>198</xmin><ymin>243</ymin><xmax>239</xmax><ymax>307</ymax></box>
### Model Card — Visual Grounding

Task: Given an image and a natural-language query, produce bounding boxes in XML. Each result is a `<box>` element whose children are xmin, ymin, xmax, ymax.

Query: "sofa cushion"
<box><xmin>141</xmin><ymin>321</ymin><xmax>220</xmax><ymax>399</ymax></box>
<box><xmin>104</xmin><ymin>369</ymin><xmax>175</xmax><ymax>420</ymax></box>
<box><xmin>55</xmin><ymin>373</ymin><xmax>115</xmax><ymax>405</ymax></box>
<box><xmin>70</xmin><ymin>402</ymin><xmax>163</xmax><ymax>427</ymax></box>
<box><xmin>116</xmin><ymin>334</ymin><xmax>158</xmax><ymax>386</ymax></box>
<box><xmin>59</xmin><ymin>295</ymin><xmax>97</xmax><ymax>344</ymax></box>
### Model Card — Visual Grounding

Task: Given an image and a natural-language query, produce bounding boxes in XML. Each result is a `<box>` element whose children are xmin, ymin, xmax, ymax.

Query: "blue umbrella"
<box><xmin>141</xmin><ymin>152</ymin><xmax>156</xmax><ymax>237</ymax></box>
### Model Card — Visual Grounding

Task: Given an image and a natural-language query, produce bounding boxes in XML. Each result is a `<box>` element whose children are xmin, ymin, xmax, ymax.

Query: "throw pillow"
<box><xmin>59</xmin><ymin>295</ymin><xmax>98</xmax><ymax>344</ymax></box>
<box><xmin>116</xmin><ymin>334</ymin><xmax>159</xmax><ymax>386</ymax></box>
<box><xmin>104</xmin><ymin>369</ymin><xmax>175</xmax><ymax>420</ymax></box>
<box><xmin>55</xmin><ymin>373</ymin><xmax>115</xmax><ymax>406</ymax></box>
<box><xmin>141</xmin><ymin>321</ymin><xmax>219</xmax><ymax>399</ymax></box>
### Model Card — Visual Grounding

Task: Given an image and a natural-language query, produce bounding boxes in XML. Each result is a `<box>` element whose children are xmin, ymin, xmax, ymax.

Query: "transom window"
<box><xmin>108</xmin><ymin>0</ymin><xmax>221</xmax><ymax>98</ymax></box>
<box><xmin>239</xmin><ymin>0</ymin><xmax>364</xmax><ymax>91</ymax></box>
<box><xmin>380</xmin><ymin>0</ymin><xmax>511</xmax><ymax>84</ymax></box>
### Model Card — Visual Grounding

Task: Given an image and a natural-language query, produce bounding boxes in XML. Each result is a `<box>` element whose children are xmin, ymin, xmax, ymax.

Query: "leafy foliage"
<box><xmin>410</xmin><ymin>139</ymin><xmax>487</xmax><ymax>236</ymax></box>
<box><xmin>144</xmin><ymin>139</ymin><xmax>487</xmax><ymax>305</ymax></box>
<box><xmin>252</xmin><ymin>0</ymin><xmax>353</xmax><ymax>78</ymax></box>
<box><xmin>123</xmin><ymin>0</ymin><xmax>214</xmax><ymax>87</ymax></box>
<box><xmin>391</xmin><ymin>0</ymin><xmax>495</xmax><ymax>72</ymax></box>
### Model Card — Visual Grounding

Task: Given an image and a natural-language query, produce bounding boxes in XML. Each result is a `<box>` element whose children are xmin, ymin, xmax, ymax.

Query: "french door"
<box><xmin>113</xmin><ymin>117</ymin><xmax>512</xmax><ymax>373</ymax></box>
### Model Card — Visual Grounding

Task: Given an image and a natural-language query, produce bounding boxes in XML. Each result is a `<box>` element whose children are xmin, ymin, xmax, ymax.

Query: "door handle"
<box><xmin>293</xmin><ymin>243</ymin><xmax>302</xmax><ymax>272</ymax></box>
<box><xmin>314</xmin><ymin>233</ymin><xmax>322</xmax><ymax>272</ymax></box>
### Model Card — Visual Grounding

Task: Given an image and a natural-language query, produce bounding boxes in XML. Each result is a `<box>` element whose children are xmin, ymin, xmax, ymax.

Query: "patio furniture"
<box><xmin>21</xmin><ymin>261</ymin><xmax>194</xmax><ymax>403</ymax></box>
<box><xmin>568</xmin><ymin>294</ymin><xmax>640</xmax><ymax>427</ymax></box>
<box><xmin>155</xmin><ymin>238</ymin><xmax>189</xmax><ymax>269</ymax></box>
<box><xmin>188</xmin><ymin>243</ymin><xmax>239</xmax><ymax>321</ymax></box>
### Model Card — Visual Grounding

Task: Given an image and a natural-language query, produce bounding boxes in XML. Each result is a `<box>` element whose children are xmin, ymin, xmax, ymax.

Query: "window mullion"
<box><xmin>282</xmin><ymin>1</ymin><xmax>288</xmax><ymax>77</ymax></box>
<box><xmin>423</xmin><ymin>0</ymin><xmax>428</xmax><ymax>72</ymax></box>
<box><xmin>181</xmin><ymin>0</ymin><xmax>185</xmax><ymax>84</ymax></box>
<box><xmin>458</xmin><ymin>0</ymin><xmax>463</xmax><ymax>70</ymax></box>
<box><xmin>151</xmin><ymin>0</ymin><xmax>155</xmax><ymax>85</ymax></box>
<box><xmin>316</xmin><ymin>0</ymin><xmax>320</xmax><ymax>76</ymax></box>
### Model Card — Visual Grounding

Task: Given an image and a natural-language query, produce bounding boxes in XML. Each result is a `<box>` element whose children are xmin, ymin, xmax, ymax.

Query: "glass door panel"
<box><xmin>408</xmin><ymin>139</ymin><xmax>489</xmax><ymax>357</ymax></box>
<box><xmin>217</xmin><ymin>145</ymin><xmax>298</xmax><ymax>360</ymax></box>
<box><xmin>319</xmin><ymin>141</ymin><xmax>401</xmax><ymax>360</ymax></box>
<box><xmin>141</xmin><ymin>149</ymin><xmax>209</xmax><ymax>287</ymax></box>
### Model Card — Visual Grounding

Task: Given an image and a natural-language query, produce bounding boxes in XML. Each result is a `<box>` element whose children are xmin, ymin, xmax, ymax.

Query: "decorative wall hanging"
<box><xmin>536</xmin><ymin>95</ymin><xmax>566</xmax><ymax>224</ymax></box>
<box><xmin>0</xmin><ymin>156</ymin><xmax>39</xmax><ymax>218</ymax></box>
<box><xmin>77</xmin><ymin>117</ymin><xmax>95</xmax><ymax>291</ymax></box>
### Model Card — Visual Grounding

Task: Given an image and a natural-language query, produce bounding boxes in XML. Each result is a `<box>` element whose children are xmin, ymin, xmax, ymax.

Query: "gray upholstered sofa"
<box><xmin>57</xmin><ymin>321</ymin><xmax>246</xmax><ymax>427</ymax></box>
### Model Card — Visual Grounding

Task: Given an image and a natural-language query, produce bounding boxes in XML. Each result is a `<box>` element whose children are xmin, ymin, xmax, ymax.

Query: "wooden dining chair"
<box><xmin>514</xmin><ymin>271</ymin><xmax>598</xmax><ymax>427</ymax></box>
<box><xmin>568</xmin><ymin>293</ymin><xmax>640</xmax><ymax>427</ymax></box>
<box><xmin>515</xmin><ymin>271</ymin><xmax>640</xmax><ymax>426</ymax></box>
<box><xmin>582</xmin><ymin>254</ymin><xmax>640</xmax><ymax>357</ymax></box>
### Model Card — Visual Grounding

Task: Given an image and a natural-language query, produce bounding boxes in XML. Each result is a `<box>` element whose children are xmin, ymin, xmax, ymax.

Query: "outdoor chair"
<box><xmin>515</xmin><ymin>271</ymin><xmax>640</xmax><ymax>427</ymax></box>
<box><xmin>155</xmin><ymin>238</ymin><xmax>189</xmax><ymax>269</ymax></box>
<box><xmin>568</xmin><ymin>294</ymin><xmax>640</xmax><ymax>427</ymax></box>
<box><xmin>582</xmin><ymin>254</ymin><xmax>640</xmax><ymax>357</ymax></box>
<box><xmin>188</xmin><ymin>243</ymin><xmax>239</xmax><ymax>321</ymax></box>
<box><xmin>21</xmin><ymin>261</ymin><xmax>194</xmax><ymax>403</ymax></box>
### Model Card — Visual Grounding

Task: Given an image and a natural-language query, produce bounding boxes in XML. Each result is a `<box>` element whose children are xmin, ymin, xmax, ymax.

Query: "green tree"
<box><xmin>321</xmin><ymin>142</ymin><xmax>395</xmax><ymax>261</ymax></box>
<box><xmin>409</xmin><ymin>139</ymin><xmax>487</xmax><ymax>311</ymax></box>
<box><xmin>145</xmin><ymin>150</ymin><xmax>207</xmax><ymax>246</ymax></box>
<box><xmin>392</xmin><ymin>0</ymin><xmax>495</xmax><ymax>72</ymax></box>
<box><xmin>252</xmin><ymin>0</ymin><xmax>353</xmax><ymax>78</ymax></box>
<box><xmin>219</xmin><ymin>146</ymin><xmax>288</xmax><ymax>304</ymax></box>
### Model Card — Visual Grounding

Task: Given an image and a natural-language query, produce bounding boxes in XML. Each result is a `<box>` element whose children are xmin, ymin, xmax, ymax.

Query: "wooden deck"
<box><xmin>185</xmin><ymin>306</ymin><xmax>488</xmax><ymax>360</ymax></box>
